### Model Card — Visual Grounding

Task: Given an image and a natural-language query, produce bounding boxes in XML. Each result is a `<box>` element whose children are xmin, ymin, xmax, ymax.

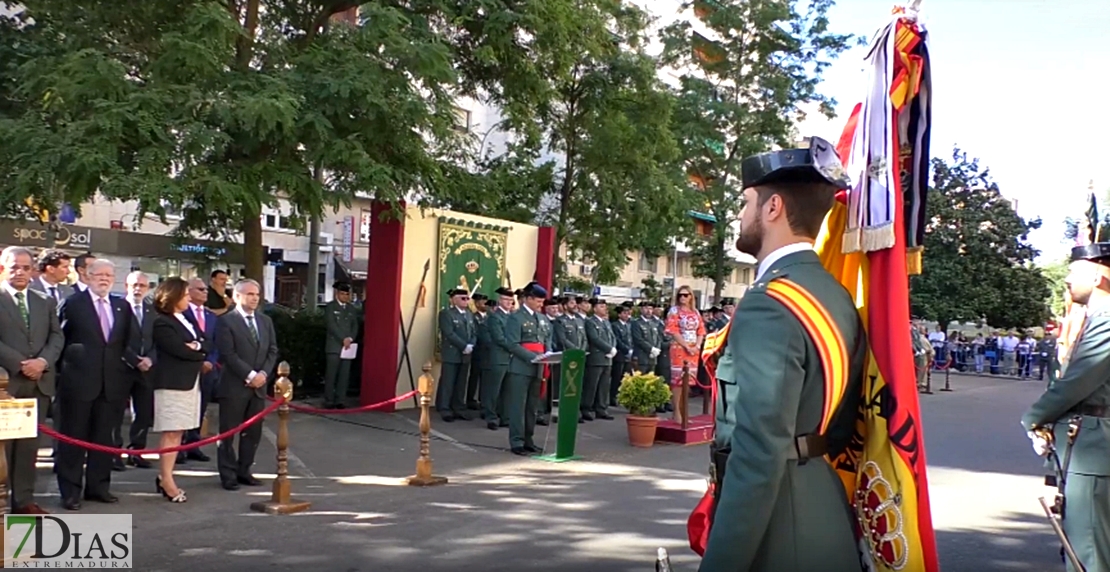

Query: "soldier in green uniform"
<box><xmin>631</xmin><ymin>301</ymin><xmax>661</xmax><ymax>374</ymax></box>
<box><xmin>1022</xmin><ymin>234</ymin><xmax>1110</xmax><ymax>572</ymax></box>
<box><xmin>469</xmin><ymin>293</ymin><xmax>490</xmax><ymax>413</ymax></box>
<box><xmin>502</xmin><ymin>282</ymin><xmax>553</xmax><ymax>455</ymax></box>
<box><xmin>555</xmin><ymin>295</ymin><xmax>588</xmax><ymax>423</ymax></box>
<box><xmin>436</xmin><ymin>288</ymin><xmax>477</xmax><ymax>422</ymax></box>
<box><xmin>323</xmin><ymin>282</ymin><xmax>361</xmax><ymax>409</ymax></box>
<box><xmin>537</xmin><ymin>297</ymin><xmax>563</xmax><ymax>425</ymax></box>
<box><xmin>701</xmin><ymin>137</ymin><xmax>865</xmax><ymax>572</ymax></box>
<box><xmin>481</xmin><ymin>288</ymin><xmax>516</xmax><ymax>430</ymax></box>
<box><xmin>583</xmin><ymin>298</ymin><xmax>616</xmax><ymax>421</ymax></box>
<box><xmin>609</xmin><ymin>301</ymin><xmax>633</xmax><ymax>406</ymax></box>
<box><xmin>653</xmin><ymin>302</ymin><xmax>672</xmax><ymax>413</ymax></box>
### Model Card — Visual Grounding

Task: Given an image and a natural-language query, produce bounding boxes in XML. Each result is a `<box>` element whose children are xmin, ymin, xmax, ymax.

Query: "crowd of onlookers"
<box><xmin>911</xmin><ymin>323</ymin><xmax>1056</xmax><ymax>388</ymax></box>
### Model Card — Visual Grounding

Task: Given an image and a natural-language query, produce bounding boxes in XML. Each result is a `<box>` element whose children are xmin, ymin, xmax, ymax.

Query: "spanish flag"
<box><xmin>816</xmin><ymin>7</ymin><xmax>939</xmax><ymax>572</ymax></box>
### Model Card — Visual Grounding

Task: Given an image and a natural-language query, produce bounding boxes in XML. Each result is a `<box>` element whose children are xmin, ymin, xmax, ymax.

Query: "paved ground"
<box><xmin>27</xmin><ymin>373</ymin><xmax>1065</xmax><ymax>571</ymax></box>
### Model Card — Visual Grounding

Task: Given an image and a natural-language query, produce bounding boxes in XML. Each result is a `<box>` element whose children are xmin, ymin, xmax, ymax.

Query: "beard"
<box><xmin>735</xmin><ymin>214</ymin><xmax>764</xmax><ymax>257</ymax></box>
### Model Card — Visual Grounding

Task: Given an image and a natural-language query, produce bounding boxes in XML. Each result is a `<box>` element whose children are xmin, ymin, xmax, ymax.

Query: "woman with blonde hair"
<box><xmin>664</xmin><ymin>285</ymin><xmax>705</xmax><ymax>425</ymax></box>
<box><xmin>149</xmin><ymin>277</ymin><xmax>211</xmax><ymax>503</ymax></box>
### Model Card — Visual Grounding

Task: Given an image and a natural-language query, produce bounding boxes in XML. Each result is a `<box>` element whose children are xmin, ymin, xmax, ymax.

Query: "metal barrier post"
<box><xmin>941</xmin><ymin>358</ymin><xmax>954</xmax><ymax>392</ymax></box>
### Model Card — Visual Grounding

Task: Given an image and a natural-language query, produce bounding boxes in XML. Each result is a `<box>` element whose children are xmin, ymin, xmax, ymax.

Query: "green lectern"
<box><xmin>537</xmin><ymin>349</ymin><xmax>585</xmax><ymax>462</ymax></box>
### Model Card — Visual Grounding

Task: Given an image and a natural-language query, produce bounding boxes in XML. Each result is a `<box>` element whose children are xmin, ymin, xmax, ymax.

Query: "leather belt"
<box><xmin>1074</xmin><ymin>404</ymin><xmax>1109</xmax><ymax>418</ymax></box>
<box><xmin>709</xmin><ymin>433</ymin><xmax>828</xmax><ymax>516</ymax></box>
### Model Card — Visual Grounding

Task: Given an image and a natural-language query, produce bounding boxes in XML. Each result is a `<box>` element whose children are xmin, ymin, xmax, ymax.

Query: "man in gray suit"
<box><xmin>0</xmin><ymin>246</ymin><xmax>64</xmax><ymax>514</ymax></box>
<box><xmin>215</xmin><ymin>279</ymin><xmax>278</xmax><ymax>491</ymax></box>
<box><xmin>29</xmin><ymin>249</ymin><xmax>74</xmax><ymax>304</ymax></box>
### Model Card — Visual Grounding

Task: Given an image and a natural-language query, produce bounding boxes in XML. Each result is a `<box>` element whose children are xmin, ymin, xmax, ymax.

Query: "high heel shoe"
<box><xmin>155</xmin><ymin>477</ymin><xmax>188</xmax><ymax>503</ymax></box>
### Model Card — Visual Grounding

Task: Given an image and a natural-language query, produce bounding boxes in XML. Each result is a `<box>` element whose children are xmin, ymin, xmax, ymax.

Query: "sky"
<box><xmin>794</xmin><ymin>0</ymin><xmax>1110</xmax><ymax>263</ymax></box>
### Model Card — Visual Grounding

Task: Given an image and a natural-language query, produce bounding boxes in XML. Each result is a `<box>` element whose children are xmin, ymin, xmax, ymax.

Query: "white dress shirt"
<box><xmin>755</xmin><ymin>242</ymin><xmax>814</xmax><ymax>282</ymax></box>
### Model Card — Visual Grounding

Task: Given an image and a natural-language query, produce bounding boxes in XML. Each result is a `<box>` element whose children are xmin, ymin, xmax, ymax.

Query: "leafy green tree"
<box><xmin>1040</xmin><ymin>258</ymin><xmax>1069</xmax><ymax>318</ymax></box>
<box><xmin>661</xmin><ymin>0</ymin><xmax>856</xmax><ymax>299</ymax></box>
<box><xmin>910</xmin><ymin>147</ymin><xmax>1052</xmax><ymax>330</ymax></box>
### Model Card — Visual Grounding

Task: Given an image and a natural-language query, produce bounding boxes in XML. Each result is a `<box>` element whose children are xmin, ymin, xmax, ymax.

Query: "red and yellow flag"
<box><xmin>816</xmin><ymin>11</ymin><xmax>940</xmax><ymax>572</ymax></box>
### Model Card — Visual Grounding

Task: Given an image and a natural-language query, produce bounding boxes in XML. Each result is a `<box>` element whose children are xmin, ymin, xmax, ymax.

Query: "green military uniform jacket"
<box><xmin>585</xmin><ymin>315</ymin><xmax>615</xmax><ymax>366</ymax></box>
<box><xmin>631</xmin><ymin>315</ymin><xmax>660</xmax><ymax>372</ymax></box>
<box><xmin>438</xmin><ymin>306</ymin><xmax>477</xmax><ymax>364</ymax></box>
<box><xmin>555</xmin><ymin>312</ymin><xmax>587</xmax><ymax>353</ymax></box>
<box><xmin>612</xmin><ymin>318</ymin><xmax>632</xmax><ymax>361</ymax></box>
<box><xmin>484</xmin><ymin>308</ymin><xmax>513</xmax><ymax>369</ymax></box>
<box><xmin>701</xmin><ymin>249</ymin><xmax>867</xmax><ymax>572</ymax></box>
<box><xmin>503</xmin><ymin>307</ymin><xmax>552</xmax><ymax>376</ymax></box>
<box><xmin>1023</xmin><ymin>301</ymin><xmax>1110</xmax><ymax>477</ymax></box>
<box><xmin>473</xmin><ymin>310</ymin><xmax>490</xmax><ymax>370</ymax></box>
<box><xmin>324</xmin><ymin>300</ymin><xmax>360</xmax><ymax>354</ymax></box>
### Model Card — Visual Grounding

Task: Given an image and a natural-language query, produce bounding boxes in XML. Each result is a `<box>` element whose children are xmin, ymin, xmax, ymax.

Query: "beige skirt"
<box><xmin>152</xmin><ymin>376</ymin><xmax>201</xmax><ymax>433</ymax></box>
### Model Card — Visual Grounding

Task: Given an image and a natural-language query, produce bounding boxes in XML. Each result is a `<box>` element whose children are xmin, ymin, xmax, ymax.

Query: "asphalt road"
<box><xmin>28</xmin><ymin>372</ymin><xmax>1065</xmax><ymax>571</ymax></box>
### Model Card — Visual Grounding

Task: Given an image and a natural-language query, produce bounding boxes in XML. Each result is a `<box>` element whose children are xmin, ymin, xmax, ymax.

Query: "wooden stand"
<box><xmin>407</xmin><ymin>362</ymin><xmax>447</xmax><ymax>487</ymax></box>
<box><xmin>250</xmin><ymin>362</ymin><xmax>312</xmax><ymax>515</ymax></box>
<box><xmin>655</xmin><ymin>364</ymin><xmax>713</xmax><ymax>445</ymax></box>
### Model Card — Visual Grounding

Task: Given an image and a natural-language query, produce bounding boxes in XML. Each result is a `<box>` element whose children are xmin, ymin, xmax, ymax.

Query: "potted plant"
<box><xmin>616</xmin><ymin>371</ymin><xmax>672</xmax><ymax>448</ymax></box>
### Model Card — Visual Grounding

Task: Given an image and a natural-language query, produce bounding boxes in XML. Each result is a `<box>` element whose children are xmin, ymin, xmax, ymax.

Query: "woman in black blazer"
<box><xmin>150</xmin><ymin>277</ymin><xmax>210</xmax><ymax>503</ymax></box>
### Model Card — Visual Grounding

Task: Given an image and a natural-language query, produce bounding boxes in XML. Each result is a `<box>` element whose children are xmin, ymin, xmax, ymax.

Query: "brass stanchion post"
<box><xmin>250</xmin><ymin>362</ymin><xmax>311</xmax><ymax>514</ymax></box>
<box><xmin>680</xmin><ymin>364</ymin><xmax>690</xmax><ymax>430</ymax></box>
<box><xmin>941</xmin><ymin>358</ymin><xmax>954</xmax><ymax>392</ymax></box>
<box><xmin>408</xmin><ymin>362</ymin><xmax>447</xmax><ymax>487</ymax></box>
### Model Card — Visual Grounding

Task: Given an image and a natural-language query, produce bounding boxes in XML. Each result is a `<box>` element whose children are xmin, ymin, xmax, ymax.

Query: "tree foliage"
<box><xmin>910</xmin><ymin>147</ymin><xmax>1052</xmax><ymax>330</ymax></box>
<box><xmin>661</xmin><ymin>0</ymin><xmax>856</xmax><ymax>299</ymax></box>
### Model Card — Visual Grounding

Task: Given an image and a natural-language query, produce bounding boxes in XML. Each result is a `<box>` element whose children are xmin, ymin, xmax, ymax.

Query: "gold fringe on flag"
<box><xmin>906</xmin><ymin>247</ymin><xmax>923</xmax><ymax>275</ymax></box>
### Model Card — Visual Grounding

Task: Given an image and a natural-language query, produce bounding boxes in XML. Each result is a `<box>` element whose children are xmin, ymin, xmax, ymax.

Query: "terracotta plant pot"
<box><xmin>626</xmin><ymin>414</ymin><xmax>659</xmax><ymax>448</ymax></box>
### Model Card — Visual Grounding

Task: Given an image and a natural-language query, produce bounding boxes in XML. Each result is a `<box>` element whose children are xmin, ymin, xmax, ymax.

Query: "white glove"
<box><xmin>650</xmin><ymin>347</ymin><xmax>661</xmax><ymax>358</ymax></box>
<box><xmin>1028</xmin><ymin>431</ymin><xmax>1049</xmax><ymax>457</ymax></box>
<box><xmin>463</xmin><ymin>344</ymin><xmax>473</xmax><ymax>355</ymax></box>
<box><xmin>607</xmin><ymin>348</ymin><xmax>617</xmax><ymax>359</ymax></box>
<box><xmin>627</xmin><ymin>349</ymin><xmax>633</xmax><ymax>358</ymax></box>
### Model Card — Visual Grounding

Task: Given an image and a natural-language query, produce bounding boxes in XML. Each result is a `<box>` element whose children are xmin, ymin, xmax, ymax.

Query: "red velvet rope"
<box><xmin>40</xmin><ymin>398</ymin><xmax>283</xmax><ymax>456</ymax></box>
<box><xmin>38</xmin><ymin>390</ymin><xmax>419</xmax><ymax>455</ymax></box>
<box><xmin>270</xmin><ymin>390</ymin><xmax>418</xmax><ymax>414</ymax></box>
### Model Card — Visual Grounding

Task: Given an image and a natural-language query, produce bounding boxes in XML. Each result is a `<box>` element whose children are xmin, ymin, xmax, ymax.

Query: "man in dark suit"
<box><xmin>215</xmin><ymin>278</ymin><xmax>278</xmax><ymax>491</ymax></box>
<box><xmin>28</xmin><ymin>249</ymin><xmax>74</xmax><ymax>304</ymax></box>
<box><xmin>609</xmin><ymin>301</ymin><xmax>633</xmax><ymax>406</ymax></box>
<box><xmin>180</xmin><ymin>277</ymin><xmax>219</xmax><ymax>462</ymax></box>
<box><xmin>56</xmin><ymin>259</ymin><xmax>144</xmax><ymax>511</ymax></box>
<box><xmin>0</xmin><ymin>246</ymin><xmax>64</xmax><ymax>514</ymax></box>
<box><xmin>323</xmin><ymin>281</ymin><xmax>360</xmax><ymax>409</ymax></box>
<box><xmin>113</xmin><ymin>270</ymin><xmax>154</xmax><ymax>469</ymax></box>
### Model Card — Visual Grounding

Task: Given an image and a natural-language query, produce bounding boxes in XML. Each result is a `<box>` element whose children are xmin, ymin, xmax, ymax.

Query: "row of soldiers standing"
<box><xmin>435</xmin><ymin>282</ymin><xmax>676</xmax><ymax>453</ymax></box>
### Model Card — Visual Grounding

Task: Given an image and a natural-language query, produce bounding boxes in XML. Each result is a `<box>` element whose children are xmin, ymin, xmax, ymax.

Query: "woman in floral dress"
<box><xmin>664</xmin><ymin>285</ymin><xmax>705</xmax><ymax>425</ymax></box>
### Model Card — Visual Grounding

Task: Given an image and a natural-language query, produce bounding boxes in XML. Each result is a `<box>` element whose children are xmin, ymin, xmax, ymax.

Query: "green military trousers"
<box><xmin>504</xmin><ymin>372</ymin><xmax>541</xmax><ymax>450</ymax></box>
<box><xmin>583</xmin><ymin>365</ymin><xmax>611</xmax><ymax>415</ymax></box>
<box><xmin>323</xmin><ymin>353</ymin><xmax>352</xmax><ymax>406</ymax></box>
<box><xmin>1064</xmin><ymin>473</ymin><xmax>1110</xmax><ymax>572</ymax></box>
<box><xmin>481</xmin><ymin>366</ymin><xmax>508</xmax><ymax>425</ymax></box>
<box><xmin>436</xmin><ymin>362</ymin><xmax>470</xmax><ymax>417</ymax></box>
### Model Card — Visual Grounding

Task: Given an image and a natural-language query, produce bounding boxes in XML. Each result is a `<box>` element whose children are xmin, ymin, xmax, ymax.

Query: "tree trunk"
<box><xmin>242</xmin><ymin>210</ymin><xmax>265</xmax><ymax>287</ymax></box>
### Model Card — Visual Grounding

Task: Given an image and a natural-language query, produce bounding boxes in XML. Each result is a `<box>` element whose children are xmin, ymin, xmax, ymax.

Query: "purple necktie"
<box><xmin>97</xmin><ymin>298</ymin><xmax>112</xmax><ymax>341</ymax></box>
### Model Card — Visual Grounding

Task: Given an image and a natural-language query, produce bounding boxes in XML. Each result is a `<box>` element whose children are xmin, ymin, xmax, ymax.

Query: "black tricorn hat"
<box><xmin>574</xmin><ymin>296</ymin><xmax>586</xmax><ymax>303</ymax></box>
<box><xmin>720</xmin><ymin>297</ymin><xmax>737</xmax><ymax>306</ymax></box>
<box><xmin>638</xmin><ymin>300</ymin><xmax>656</xmax><ymax>307</ymax></box>
<box><xmin>1072</xmin><ymin>192</ymin><xmax>1110</xmax><ymax>263</ymax></box>
<box><xmin>447</xmin><ymin>288</ymin><xmax>468</xmax><ymax>297</ymax></box>
<box><xmin>741</xmin><ymin>136</ymin><xmax>850</xmax><ymax>189</ymax></box>
<box><xmin>472</xmin><ymin>293</ymin><xmax>488</xmax><ymax>302</ymax></box>
<box><xmin>494</xmin><ymin>287</ymin><xmax>514</xmax><ymax>297</ymax></box>
<box><xmin>620</xmin><ymin>300</ymin><xmax>634</xmax><ymax>308</ymax></box>
<box><xmin>543</xmin><ymin>298</ymin><xmax>559</xmax><ymax>307</ymax></box>
<box><xmin>333</xmin><ymin>281</ymin><xmax>352</xmax><ymax>292</ymax></box>
<box><xmin>588</xmin><ymin>297</ymin><xmax>606</xmax><ymax>305</ymax></box>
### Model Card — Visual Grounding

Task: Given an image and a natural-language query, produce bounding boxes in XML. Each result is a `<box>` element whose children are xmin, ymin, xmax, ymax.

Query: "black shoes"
<box><xmin>237</xmin><ymin>475</ymin><xmax>262</xmax><ymax>486</ymax></box>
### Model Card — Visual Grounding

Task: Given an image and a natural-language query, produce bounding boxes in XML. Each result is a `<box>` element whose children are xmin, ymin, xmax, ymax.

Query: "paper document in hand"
<box><xmin>340</xmin><ymin>343</ymin><xmax>359</xmax><ymax>360</ymax></box>
<box><xmin>532</xmin><ymin>351</ymin><xmax>563</xmax><ymax>364</ymax></box>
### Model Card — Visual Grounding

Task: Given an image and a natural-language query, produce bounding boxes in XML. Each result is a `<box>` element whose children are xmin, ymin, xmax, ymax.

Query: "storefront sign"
<box><xmin>3</xmin><ymin>222</ymin><xmax>94</xmax><ymax>250</ymax></box>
